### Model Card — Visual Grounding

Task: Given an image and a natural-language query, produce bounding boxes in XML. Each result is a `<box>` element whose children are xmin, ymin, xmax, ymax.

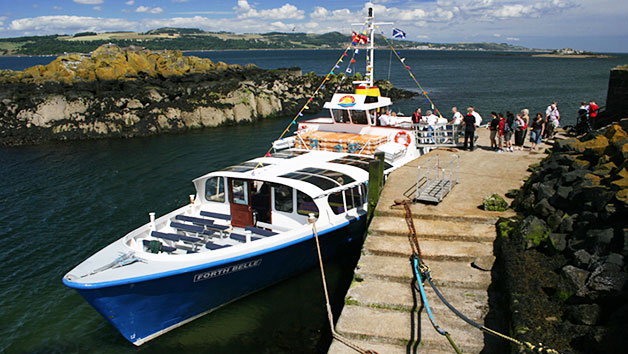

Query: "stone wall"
<box><xmin>604</xmin><ymin>65</ymin><xmax>628</xmax><ymax>119</ymax></box>
<box><xmin>497</xmin><ymin>122</ymin><xmax>628</xmax><ymax>353</ymax></box>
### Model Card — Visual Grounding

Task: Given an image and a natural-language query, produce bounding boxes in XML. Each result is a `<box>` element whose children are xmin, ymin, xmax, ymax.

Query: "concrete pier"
<box><xmin>329</xmin><ymin>130</ymin><xmax>549</xmax><ymax>354</ymax></box>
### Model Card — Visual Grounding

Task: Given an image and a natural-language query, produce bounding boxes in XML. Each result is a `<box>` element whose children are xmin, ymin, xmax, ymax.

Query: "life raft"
<box><xmin>394</xmin><ymin>131</ymin><xmax>411</xmax><ymax>147</ymax></box>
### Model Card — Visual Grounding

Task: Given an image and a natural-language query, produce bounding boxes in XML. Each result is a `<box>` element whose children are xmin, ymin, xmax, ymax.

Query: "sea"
<box><xmin>1</xmin><ymin>49</ymin><xmax>627</xmax><ymax>354</ymax></box>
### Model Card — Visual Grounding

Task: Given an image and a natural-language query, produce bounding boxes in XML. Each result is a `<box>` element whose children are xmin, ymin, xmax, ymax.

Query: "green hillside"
<box><xmin>0</xmin><ymin>28</ymin><xmax>533</xmax><ymax>56</ymax></box>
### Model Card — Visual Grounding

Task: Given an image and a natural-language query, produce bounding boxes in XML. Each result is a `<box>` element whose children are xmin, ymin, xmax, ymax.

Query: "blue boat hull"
<box><xmin>72</xmin><ymin>217</ymin><xmax>365</xmax><ymax>345</ymax></box>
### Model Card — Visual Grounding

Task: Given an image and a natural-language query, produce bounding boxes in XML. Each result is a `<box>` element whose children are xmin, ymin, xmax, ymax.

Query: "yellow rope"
<box><xmin>252</xmin><ymin>44</ymin><xmax>354</xmax><ymax>171</ymax></box>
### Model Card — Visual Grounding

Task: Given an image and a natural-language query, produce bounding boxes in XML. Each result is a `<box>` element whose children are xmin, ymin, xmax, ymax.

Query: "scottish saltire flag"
<box><xmin>392</xmin><ymin>28</ymin><xmax>406</xmax><ymax>39</ymax></box>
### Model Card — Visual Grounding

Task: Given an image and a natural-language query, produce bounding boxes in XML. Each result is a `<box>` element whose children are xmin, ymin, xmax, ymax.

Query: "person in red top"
<box><xmin>497</xmin><ymin>113</ymin><xmax>506</xmax><ymax>152</ymax></box>
<box><xmin>412</xmin><ymin>107</ymin><xmax>422</xmax><ymax>124</ymax></box>
<box><xmin>588</xmin><ymin>100</ymin><xmax>599</xmax><ymax>128</ymax></box>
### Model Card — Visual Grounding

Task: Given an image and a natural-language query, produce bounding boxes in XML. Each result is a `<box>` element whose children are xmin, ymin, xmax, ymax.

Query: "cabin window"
<box><xmin>205</xmin><ymin>176</ymin><xmax>226</xmax><ymax>203</ymax></box>
<box><xmin>352</xmin><ymin>110</ymin><xmax>368</xmax><ymax>125</ymax></box>
<box><xmin>328</xmin><ymin>191</ymin><xmax>346</xmax><ymax>215</ymax></box>
<box><xmin>231</xmin><ymin>179</ymin><xmax>249</xmax><ymax>205</ymax></box>
<box><xmin>361</xmin><ymin>183</ymin><xmax>368</xmax><ymax>202</ymax></box>
<box><xmin>332</xmin><ymin>109</ymin><xmax>350</xmax><ymax>123</ymax></box>
<box><xmin>274</xmin><ymin>185</ymin><xmax>293</xmax><ymax>213</ymax></box>
<box><xmin>297</xmin><ymin>191</ymin><xmax>319</xmax><ymax>217</ymax></box>
<box><xmin>345</xmin><ymin>186</ymin><xmax>362</xmax><ymax>210</ymax></box>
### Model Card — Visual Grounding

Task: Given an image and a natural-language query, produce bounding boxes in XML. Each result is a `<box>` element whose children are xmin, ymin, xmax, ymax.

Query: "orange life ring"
<box><xmin>394</xmin><ymin>131</ymin><xmax>411</xmax><ymax>147</ymax></box>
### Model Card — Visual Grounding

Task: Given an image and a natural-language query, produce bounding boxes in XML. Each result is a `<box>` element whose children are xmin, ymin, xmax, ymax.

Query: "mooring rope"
<box><xmin>401</xmin><ymin>201</ymin><xmax>562</xmax><ymax>354</ymax></box>
<box><xmin>308</xmin><ymin>214</ymin><xmax>378</xmax><ymax>354</ymax></box>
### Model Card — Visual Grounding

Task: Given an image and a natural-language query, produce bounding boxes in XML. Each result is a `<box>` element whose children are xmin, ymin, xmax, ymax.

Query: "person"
<box><xmin>412</xmin><ymin>107</ymin><xmax>422</xmax><ymax>124</ymax></box>
<box><xmin>378</xmin><ymin>110</ymin><xmax>390</xmax><ymax>126</ymax></box>
<box><xmin>577</xmin><ymin>102</ymin><xmax>589</xmax><ymax>134</ymax></box>
<box><xmin>497</xmin><ymin>112</ymin><xmax>505</xmax><ymax>152</ymax></box>
<box><xmin>449</xmin><ymin>107</ymin><xmax>463</xmax><ymax>125</ymax></box>
<box><xmin>588</xmin><ymin>100</ymin><xmax>599</xmax><ymax>129</ymax></box>
<box><xmin>514</xmin><ymin>113</ymin><xmax>527</xmax><ymax>150</ymax></box>
<box><xmin>504</xmin><ymin>112</ymin><xmax>515</xmax><ymax>152</ymax></box>
<box><xmin>462</xmin><ymin>108</ymin><xmax>476</xmax><ymax>150</ymax></box>
<box><xmin>489</xmin><ymin>112</ymin><xmax>499</xmax><ymax>150</ymax></box>
<box><xmin>425</xmin><ymin>110</ymin><xmax>438</xmax><ymax>143</ymax></box>
<box><xmin>530</xmin><ymin>112</ymin><xmax>544</xmax><ymax>151</ymax></box>
<box><xmin>544</xmin><ymin>102</ymin><xmax>560</xmax><ymax>140</ymax></box>
<box><xmin>470</xmin><ymin>106</ymin><xmax>483</xmax><ymax>127</ymax></box>
<box><xmin>521</xmin><ymin>109</ymin><xmax>530</xmax><ymax>147</ymax></box>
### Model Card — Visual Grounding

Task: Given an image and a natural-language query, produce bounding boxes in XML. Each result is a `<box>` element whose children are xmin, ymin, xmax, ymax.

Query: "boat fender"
<box><xmin>394</xmin><ymin>131</ymin><xmax>411</xmax><ymax>147</ymax></box>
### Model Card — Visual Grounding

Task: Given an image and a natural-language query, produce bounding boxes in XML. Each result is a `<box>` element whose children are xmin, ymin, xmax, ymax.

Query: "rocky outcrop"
<box><xmin>0</xmin><ymin>44</ymin><xmax>416</xmax><ymax>146</ymax></box>
<box><xmin>496</xmin><ymin>122</ymin><xmax>628</xmax><ymax>354</ymax></box>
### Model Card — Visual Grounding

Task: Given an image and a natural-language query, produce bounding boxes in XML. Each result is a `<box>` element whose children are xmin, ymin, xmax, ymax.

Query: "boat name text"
<box><xmin>193</xmin><ymin>259</ymin><xmax>262</xmax><ymax>282</ymax></box>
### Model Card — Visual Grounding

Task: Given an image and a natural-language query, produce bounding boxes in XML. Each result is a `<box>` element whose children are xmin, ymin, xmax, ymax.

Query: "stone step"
<box><xmin>345</xmin><ymin>278</ymin><xmax>490</xmax><ymax>322</ymax></box>
<box><xmin>364</xmin><ymin>235</ymin><xmax>494</xmax><ymax>261</ymax></box>
<box><xmin>356</xmin><ymin>254</ymin><xmax>492</xmax><ymax>289</ymax></box>
<box><xmin>375</xmin><ymin>207</ymin><xmax>505</xmax><ymax>225</ymax></box>
<box><xmin>369</xmin><ymin>215</ymin><xmax>497</xmax><ymax>242</ymax></box>
<box><xmin>334</xmin><ymin>305</ymin><xmax>486</xmax><ymax>353</ymax></box>
<box><xmin>328</xmin><ymin>337</ymin><xmax>455</xmax><ymax>354</ymax></box>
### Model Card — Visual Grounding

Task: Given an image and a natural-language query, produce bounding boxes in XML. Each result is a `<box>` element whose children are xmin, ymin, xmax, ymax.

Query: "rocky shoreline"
<box><xmin>0</xmin><ymin>44</ymin><xmax>415</xmax><ymax>146</ymax></box>
<box><xmin>496</xmin><ymin>122</ymin><xmax>628</xmax><ymax>353</ymax></box>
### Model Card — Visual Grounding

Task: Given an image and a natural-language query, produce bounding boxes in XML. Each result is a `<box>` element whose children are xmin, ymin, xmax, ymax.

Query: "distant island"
<box><xmin>532</xmin><ymin>47</ymin><xmax>613</xmax><ymax>58</ymax></box>
<box><xmin>0</xmin><ymin>27</ymin><xmax>539</xmax><ymax>56</ymax></box>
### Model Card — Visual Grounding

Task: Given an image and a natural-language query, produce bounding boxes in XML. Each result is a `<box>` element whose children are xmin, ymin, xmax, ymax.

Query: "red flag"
<box><xmin>351</xmin><ymin>58</ymin><xmax>356</xmax><ymax>63</ymax></box>
<box><xmin>351</xmin><ymin>31</ymin><xmax>368</xmax><ymax>44</ymax></box>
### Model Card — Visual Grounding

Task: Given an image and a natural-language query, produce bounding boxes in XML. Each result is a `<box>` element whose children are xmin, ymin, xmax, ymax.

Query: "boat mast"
<box><xmin>353</xmin><ymin>8</ymin><xmax>392</xmax><ymax>88</ymax></box>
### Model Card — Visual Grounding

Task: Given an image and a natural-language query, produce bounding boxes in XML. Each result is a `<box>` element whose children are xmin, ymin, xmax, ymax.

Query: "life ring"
<box><xmin>394</xmin><ymin>131</ymin><xmax>411</xmax><ymax>147</ymax></box>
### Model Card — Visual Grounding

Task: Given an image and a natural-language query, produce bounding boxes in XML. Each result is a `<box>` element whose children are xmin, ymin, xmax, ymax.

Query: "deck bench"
<box><xmin>200</xmin><ymin>210</ymin><xmax>232</xmax><ymax>221</ymax></box>
<box><xmin>245</xmin><ymin>226</ymin><xmax>278</xmax><ymax>237</ymax></box>
<box><xmin>170</xmin><ymin>221</ymin><xmax>215</xmax><ymax>237</ymax></box>
<box><xmin>151</xmin><ymin>231</ymin><xmax>202</xmax><ymax>244</ymax></box>
<box><xmin>230</xmin><ymin>233</ymin><xmax>262</xmax><ymax>243</ymax></box>
<box><xmin>205</xmin><ymin>241</ymin><xmax>231</xmax><ymax>250</ymax></box>
<box><xmin>175</xmin><ymin>214</ymin><xmax>215</xmax><ymax>226</ymax></box>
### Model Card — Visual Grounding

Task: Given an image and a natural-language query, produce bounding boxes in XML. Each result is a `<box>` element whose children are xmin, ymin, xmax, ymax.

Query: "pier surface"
<box><xmin>329</xmin><ymin>130</ymin><xmax>549</xmax><ymax>354</ymax></box>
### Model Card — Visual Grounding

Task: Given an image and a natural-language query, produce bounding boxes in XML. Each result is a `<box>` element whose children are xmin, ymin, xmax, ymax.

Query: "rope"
<box><xmin>252</xmin><ymin>35</ymin><xmax>363</xmax><ymax>172</ymax></box>
<box><xmin>402</xmin><ymin>201</ymin><xmax>563</xmax><ymax>354</ymax></box>
<box><xmin>309</xmin><ymin>215</ymin><xmax>378</xmax><ymax>354</ymax></box>
<box><xmin>375</xmin><ymin>26</ymin><xmax>444</xmax><ymax>118</ymax></box>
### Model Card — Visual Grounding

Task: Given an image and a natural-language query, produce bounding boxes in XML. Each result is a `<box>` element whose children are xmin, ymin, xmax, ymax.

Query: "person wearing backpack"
<box><xmin>503</xmin><ymin>112</ymin><xmax>516</xmax><ymax>152</ymax></box>
<box><xmin>514</xmin><ymin>113</ymin><xmax>527</xmax><ymax>150</ymax></box>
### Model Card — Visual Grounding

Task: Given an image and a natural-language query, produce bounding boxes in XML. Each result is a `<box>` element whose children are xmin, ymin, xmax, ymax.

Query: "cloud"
<box><xmin>507</xmin><ymin>37</ymin><xmax>520</xmax><ymax>41</ymax></box>
<box><xmin>125</xmin><ymin>0</ymin><xmax>134</xmax><ymax>5</ymax></box>
<box><xmin>172</xmin><ymin>0</ymin><xmax>189</xmax><ymax>2</ymax></box>
<box><xmin>134</xmin><ymin>6</ymin><xmax>163</xmax><ymax>14</ymax></box>
<box><xmin>53</xmin><ymin>6</ymin><xmax>63</xmax><ymax>10</ymax></box>
<box><xmin>73</xmin><ymin>0</ymin><xmax>103</xmax><ymax>4</ymax></box>
<box><xmin>8</xmin><ymin>16</ymin><xmax>135</xmax><ymax>34</ymax></box>
<box><xmin>93</xmin><ymin>6</ymin><xmax>102</xmax><ymax>11</ymax></box>
<box><xmin>234</xmin><ymin>0</ymin><xmax>305</xmax><ymax>20</ymax></box>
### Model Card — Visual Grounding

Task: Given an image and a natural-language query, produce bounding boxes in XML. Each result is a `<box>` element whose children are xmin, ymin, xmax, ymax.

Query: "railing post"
<box><xmin>367</xmin><ymin>158</ymin><xmax>383</xmax><ymax>225</ymax></box>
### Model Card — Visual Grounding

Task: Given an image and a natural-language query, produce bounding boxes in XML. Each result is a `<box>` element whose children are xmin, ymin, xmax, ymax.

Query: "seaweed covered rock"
<box><xmin>482</xmin><ymin>193</ymin><xmax>508</xmax><ymax>211</ymax></box>
<box><xmin>498</xmin><ymin>123</ymin><xmax>628</xmax><ymax>354</ymax></box>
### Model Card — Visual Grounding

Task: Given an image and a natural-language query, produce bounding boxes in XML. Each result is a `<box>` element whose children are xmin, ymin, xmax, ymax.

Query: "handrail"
<box><xmin>416</xmin><ymin>154</ymin><xmax>459</xmax><ymax>203</ymax></box>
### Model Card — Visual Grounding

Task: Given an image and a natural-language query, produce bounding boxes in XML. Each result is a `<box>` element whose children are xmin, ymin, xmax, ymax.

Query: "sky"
<box><xmin>0</xmin><ymin>0</ymin><xmax>627</xmax><ymax>52</ymax></box>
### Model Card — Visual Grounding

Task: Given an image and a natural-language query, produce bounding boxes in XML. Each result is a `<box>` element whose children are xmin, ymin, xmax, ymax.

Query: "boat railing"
<box><xmin>413</xmin><ymin>123</ymin><xmax>463</xmax><ymax>147</ymax></box>
<box><xmin>415</xmin><ymin>153</ymin><xmax>459</xmax><ymax>204</ymax></box>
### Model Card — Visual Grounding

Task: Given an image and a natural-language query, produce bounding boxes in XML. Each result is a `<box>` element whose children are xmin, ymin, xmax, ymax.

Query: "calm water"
<box><xmin>1</xmin><ymin>50</ymin><xmax>627</xmax><ymax>353</ymax></box>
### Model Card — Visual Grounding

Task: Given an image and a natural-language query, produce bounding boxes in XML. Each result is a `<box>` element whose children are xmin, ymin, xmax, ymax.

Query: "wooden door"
<box><xmin>229</xmin><ymin>178</ymin><xmax>253</xmax><ymax>228</ymax></box>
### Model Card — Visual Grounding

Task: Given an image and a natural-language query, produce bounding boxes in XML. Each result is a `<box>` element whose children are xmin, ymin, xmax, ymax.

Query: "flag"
<box><xmin>392</xmin><ymin>28</ymin><xmax>406</xmax><ymax>39</ymax></box>
<box><xmin>352</xmin><ymin>31</ymin><xmax>368</xmax><ymax>45</ymax></box>
<box><xmin>350</xmin><ymin>58</ymin><xmax>356</xmax><ymax>63</ymax></box>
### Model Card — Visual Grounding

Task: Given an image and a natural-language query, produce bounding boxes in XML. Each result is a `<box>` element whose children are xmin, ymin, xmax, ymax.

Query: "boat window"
<box><xmin>345</xmin><ymin>155</ymin><xmax>393</xmax><ymax>170</ymax></box>
<box><xmin>361</xmin><ymin>183</ymin><xmax>368</xmax><ymax>202</ymax></box>
<box><xmin>346</xmin><ymin>185</ymin><xmax>362</xmax><ymax>210</ymax></box>
<box><xmin>231</xmin><ymin>180</ymin><xmax>249</xmax><ymax>205</ymax></box>
<box><xmin>270</xmin><ymin>150</ymin><xmax>308</xmax><ymax>159</ymax></box>
<box><xmin>274</xmin><ymin>185</ymin><xmax>293</xmax><ymax>213</ymax></box>
<box><xmin>205</xmin><ymin>176</ymin><xmax>226</xmax><ymax>203</ymax></box>
<box><xmin>332</xmin><ymin>109</ymin><xmax>350</xmax><ymax>123</ymax></box>
<box><xmin>329</xmin><ymin>158</ymin><xmax>371</xmax><ymax>172</ymax></box>
<box><xmin>282</xmin><ymin>172</ymin><xmax>338</xmax><ymax>191</ymax></box>
<box><xmin>221</xmin><ymin>162</ymin><xmax>269</xmax><ymax>173</ymax></box>
<box><xmin>297</xmin><ymin>191</ymin><xmax>319</xmax><ymax>217</ymax></box>
<box><xmin>299</xmin><ymin>168</ymin><xmax>355</xmax><ymax>185</ymax></box>
<box><xmin>328</xmin><ymin>191</ymin><xmax>345</xmax><ymax>215</ymax></box>
<box><xmin>352</xmin><ymin>110</ymin><xmax>368</xmax><ymax>125</ymax></box>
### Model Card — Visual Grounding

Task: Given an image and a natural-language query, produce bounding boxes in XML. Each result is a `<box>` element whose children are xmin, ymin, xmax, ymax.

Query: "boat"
<box><xmin>63</xmin><ymin>8</ymin><xmax>420</xmax><ymax>346</ymax></box>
